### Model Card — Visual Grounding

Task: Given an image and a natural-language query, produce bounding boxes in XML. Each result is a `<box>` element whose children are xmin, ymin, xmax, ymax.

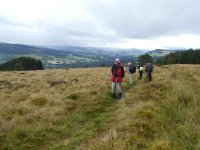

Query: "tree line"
<box><xmin>156</xmin><ymin>49</ymin><xmax>200</xmax><ymax>65</ymax></box>
<box><xmin>138</xmin><ymin>54</ymin><xmax>153</xmax><ymax>65</ymax></box>
<box><xmin>0</xmin><ymin>57</ymin><xmax>43</xmax><ymax>71</ymax></box>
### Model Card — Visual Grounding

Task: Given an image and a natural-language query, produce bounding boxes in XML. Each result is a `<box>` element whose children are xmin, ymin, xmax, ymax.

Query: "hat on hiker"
<box><xmin>128</xmin><ymin>62</ymin><xmax>132</xmax><ymax>65</ymax></box>
<box><xmin>114</xmin><ymin>58</ymin><xmax>120</xmax><ymax>64</ymax></box>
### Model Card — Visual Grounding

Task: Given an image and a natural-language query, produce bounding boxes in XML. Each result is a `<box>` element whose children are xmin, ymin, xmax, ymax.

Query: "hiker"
<box><xmin>138</xmin><ymin>65</ymin><xmax>144</xmax><ymax>80</ymax></box>
<box><xmin>126</xmin><ymin>62</ymin><xmax>136</xmax><ymax>85</ymax></box>
<box><xmin>145</xmin><ymin>63</ymin><xmax>148</xmax><ymax>77</ymax></box>
<box><xmin>111</xmin><ymin>58</ymin><xmax>125</xmax><ymax>99</ymax></box>
<box><xmin>147</xmin><ymin>63</ymin><xmax>153</xmax><ymax>81</ymax></box>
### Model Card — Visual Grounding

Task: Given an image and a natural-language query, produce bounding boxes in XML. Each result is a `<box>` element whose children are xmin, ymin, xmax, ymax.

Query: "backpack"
<box><xmin>148</xmin><ymin>65</ymin><xmax>153</xmax><ymax>72</ymax></box>
<box><xmin>132</xmin><ymin>66</ymin><xmax>136</xmax><ymax>73</ymax></box>
<box><xmin>139</xmin><ymin>66</ymin><xmax>144</xmax><ymax>72</ymax></box>
<box><xmin>121</xmin><ymin>66</ymin><xmax>125</xmax><ymax>78</ymax></box>
<box><xmin>129</xmin><ymin>65</ymin><xmax>136</xmax><ymax>73</ymax></box>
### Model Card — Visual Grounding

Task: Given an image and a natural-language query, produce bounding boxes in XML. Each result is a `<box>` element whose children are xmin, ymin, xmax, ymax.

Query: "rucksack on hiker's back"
<box><xmin>129</xmin><ymin>65</ymin><xmax>136</xmax><ymax>73</ymax></box>
<box><xmin>148</xmin><ymin>66</ymin><xmax>153</xmax><ymax>72</ymax></box>
<box><xmin>121</xmin><ymin>66</ymin><xmax>125</xmax><ymax>78</ymax></box>
<box><xmin>132</xmin><ymin>65</ymin><xmax>136</xmax><ymax>73</ymax></box>
<box><xmin>139</xmin><ymin>67</ymin><xmax>144</xmax><ymax>72</ymax></box>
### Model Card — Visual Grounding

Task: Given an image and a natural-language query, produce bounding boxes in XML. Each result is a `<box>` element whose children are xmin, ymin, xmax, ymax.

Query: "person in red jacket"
<box><xmin>111</xmin><ymin>58</ymin><xmax>125</xmax><ymax>99</ymax></box>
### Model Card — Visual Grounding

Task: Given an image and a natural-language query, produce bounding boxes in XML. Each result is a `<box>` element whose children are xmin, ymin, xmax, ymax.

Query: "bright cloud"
<box><xmin>0</xmin><ymin>0</ymin><xmax>200</xmax><ymax>49</ymax></box>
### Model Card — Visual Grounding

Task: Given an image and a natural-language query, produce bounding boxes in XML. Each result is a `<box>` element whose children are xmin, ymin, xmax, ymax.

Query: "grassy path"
<box><xmin>50</xmin><ymin>73</ymin><xmax>139</xmax><ymax>149</ymax></box>
<box><xmin>77</xmin><ymin>74</ymin><xmax>153</xmax><ymax>149</ymax></box>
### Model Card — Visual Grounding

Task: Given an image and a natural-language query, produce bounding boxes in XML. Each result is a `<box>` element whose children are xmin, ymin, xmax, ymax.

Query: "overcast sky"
<box><xmin>0</xmin><ymin>0</ymin><xmax>200</xmax><ymax>49</ymax></box>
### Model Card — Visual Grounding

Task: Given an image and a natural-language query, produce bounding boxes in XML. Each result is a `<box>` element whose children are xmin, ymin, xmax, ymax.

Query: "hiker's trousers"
<box><xmin>128</xmin><ymin>73</ymin><xmax>133</xmax><ymax>85</ymax></box>
<box><xmin>111</xmin><ymin>82</ymin><xmax>122</xmax><ymax>94</ymax></box>
<box><xmin>139</xmin><ymin>71</ymin><xmax>143</xmax><ymax>78</ymax></box>
<box><xmin>148</xmin><ymin>72</ymin><xmax>152</xmax><ymax>81</ymax></box>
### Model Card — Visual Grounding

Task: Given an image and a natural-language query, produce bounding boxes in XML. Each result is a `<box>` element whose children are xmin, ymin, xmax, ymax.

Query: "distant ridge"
<box><xmin>147</xmin><ymin>49</ymin><xmax>173</xmax><ymax>57</ymax></box>
<box><xmin>0</xmin><ymin>42</ymin><xmax>146</xmax><ymax>68</ymax></box>
<box><xmin>0</xmin><ymin>42</ymin><xmax>187</xmax><ymax>68</ymax></box>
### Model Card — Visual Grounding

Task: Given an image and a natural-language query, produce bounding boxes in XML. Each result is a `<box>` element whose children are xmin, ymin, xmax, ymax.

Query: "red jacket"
<box><xmin>111</xmin><ymin>63</ymin><xmax>124</xmax><ymax>83</ymax></box>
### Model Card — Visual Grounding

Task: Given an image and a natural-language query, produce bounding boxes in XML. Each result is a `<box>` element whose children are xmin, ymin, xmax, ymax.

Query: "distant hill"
<box><xmin>146</xmin><ymin>49</ymin><xmax>173</xmax><ymax>57</ymax></box>
<box><xmin>40</xmin><ymin>45</ymin><xmax>147</xmax><ymax>56</ymax></box>
<box><xmin>0</xmin><ymin>43</ymin><xmax>146</xmax><ymax>68</ymax></box>
<box><xmin>1</xmin><ymin>42</ymin><xmax>187</xmax><ymax>68</ymax></box>
<box><xmin>0</xmin><ymin>43</ymin><xmax>113</xmax><ymax>68</ymax></box>
<box><xmin>0</xmin><ymin>43</ymin><xmax>62</xmax><ymax>65</ymax></box>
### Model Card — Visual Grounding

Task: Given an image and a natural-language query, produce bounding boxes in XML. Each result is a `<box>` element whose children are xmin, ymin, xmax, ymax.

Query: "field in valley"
<box><xmin>0</xmin><ymin>65</ymin><xmax>200</xmax><ymax>150</ymax></box>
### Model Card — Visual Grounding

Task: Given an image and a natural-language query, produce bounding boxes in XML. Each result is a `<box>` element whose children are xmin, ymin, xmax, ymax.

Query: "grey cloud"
<box><xmin>33</xmin><ymin>18</ymin><xmax>122</xmax><ymax>46</ymax></box>
<box><xmin>1</xmin><ymin>0</ymin><xmax>200</xmax><ymax>46</ymax></box>
<box><xmin>88</xmin><ymin>0</ymin><xmax>200</xmax><ymax>39</ymax></box>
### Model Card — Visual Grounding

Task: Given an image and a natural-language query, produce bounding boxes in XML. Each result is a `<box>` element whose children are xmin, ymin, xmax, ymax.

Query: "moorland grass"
<box><xmin>0</xmin><ymin>65</ymin><xmax>200</xmax><ymax>149</ymax></box>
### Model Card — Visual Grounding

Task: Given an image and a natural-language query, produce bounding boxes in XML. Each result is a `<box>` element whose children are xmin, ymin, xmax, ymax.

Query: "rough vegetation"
<box><xmin>0</xmin><ymin>65</ymin><xmax>199</xmax><ymax>149</ymax></box>
<box><xmin>0</xmin><ymin>57</ymin><xmax>43</xmax><ymax>71</ymax></box>
<box><xmin>156</xmin><ymin>49</ymin><xmax>200</xmax><ymax>65</ymax></box>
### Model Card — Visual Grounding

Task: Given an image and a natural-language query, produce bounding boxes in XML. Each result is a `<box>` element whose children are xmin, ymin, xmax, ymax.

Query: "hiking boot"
<box><xmin>118</xmin><ymin>93</ymin><xmax>122</xmax><ymax>99</ymax></box>
<box><xmin>112</xmin><ymin>93</ymin><xmax>115</xmax><ymax>98</ymax></box>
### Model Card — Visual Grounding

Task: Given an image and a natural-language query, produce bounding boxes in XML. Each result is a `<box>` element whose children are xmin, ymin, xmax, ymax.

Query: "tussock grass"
<box><xmin>150</xmin><ymin>140</ymin><xmax>171</xmax><ymax>150</ymax></box>
<box><xmin>0</xmin><ymin>80</ymin><xmax>12</xmax><ymax>89</ymax></box>
<box><xmin>0</xmin><ymin>65</ymin><xmax>200</xmax><ymax>149</ymax></box>
<box><xmin>31</xmin><ymin>96</ymin><xmax>48</xmax><ymax>106</ymax></box>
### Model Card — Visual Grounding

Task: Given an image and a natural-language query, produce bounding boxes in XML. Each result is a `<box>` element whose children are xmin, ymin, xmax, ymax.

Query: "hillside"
<box><xmin>147</xmin><ymin>49</ymin><xmax>173</xmax><ymax>58</ymax></box>
<box><xmin>0</xmin><ymin>43</ymin><xmax>113</xmax><ymax>68</ymax></box>
<box><xmin>0</xmin><ymin>43</ymin><xmax>145</xmax><ymax>68</ymax></box>
<box><xmin>0</xmin><ymin>43</ymin><xmax>181</xmax><ymax>69</ymax></box>
<box><xmin>0</xmin><ymin>65</ymin><xmax>200</xmax><ymax>149</ymax></box>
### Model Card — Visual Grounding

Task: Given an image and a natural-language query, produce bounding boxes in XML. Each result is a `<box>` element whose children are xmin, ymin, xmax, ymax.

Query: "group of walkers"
<box><xmin>111</xmin><ymin>58</ymin><xmax>153</xmax><ymax>99</ymax></box>
<box><xmin>131</xmin><ymin>63</ymin><xmax>153</xmax><ymax>81</ymax></box>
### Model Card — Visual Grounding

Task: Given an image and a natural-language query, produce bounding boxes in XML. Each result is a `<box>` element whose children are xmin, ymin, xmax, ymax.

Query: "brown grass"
<box><xmin>31</xmin><ymin>96</ymin><xmax>48</xmax><ymax>106</ymax></box>
<box><xmin>0</xmin><ymin>65</ymin><xmax>200</xmax><ymax>149</ymax></box>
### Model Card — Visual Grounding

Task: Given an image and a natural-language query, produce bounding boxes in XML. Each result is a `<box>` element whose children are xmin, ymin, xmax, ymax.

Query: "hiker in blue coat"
<box><xmin>126</xmin><ymin>62</ymin><xmax>136</xmax><ymax>85</ymax></box>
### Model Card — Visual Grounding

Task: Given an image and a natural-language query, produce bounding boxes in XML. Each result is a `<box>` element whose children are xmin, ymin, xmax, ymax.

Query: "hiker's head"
<box><xmin>128</xmin><ymin>62</ymin><xmax>132</xmax><ymax>66</ymax></box>
<box><xmin>114</xmin><ymin>58</ymin><xmax>120</xmax><ymax>64</ymax></box>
